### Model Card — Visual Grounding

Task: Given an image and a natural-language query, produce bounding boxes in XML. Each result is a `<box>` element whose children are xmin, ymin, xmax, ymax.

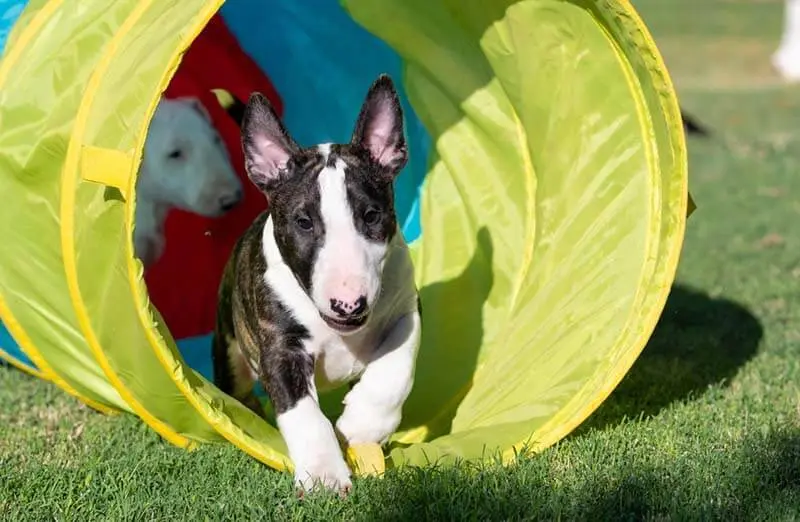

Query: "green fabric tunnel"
<box><xmin>0</xmin><ymin>0</ymin><xmax>691</xmax><ymax>475</ymax></box>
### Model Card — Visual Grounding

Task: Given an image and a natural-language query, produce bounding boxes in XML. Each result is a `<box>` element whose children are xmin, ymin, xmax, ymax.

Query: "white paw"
<box><xmin>293</xmin><ymin>449</ymin><xmax>352</xmax><ymax>495</ymax></box>
<box><xmin>336</xmin><ymin>400</ymin><xmax>402</xmax><ymax>445</ymax></box>
<box><xmin>277</xmin><ymin>396</ymin><xmax>354</xmax><ymax>496</ymax></box>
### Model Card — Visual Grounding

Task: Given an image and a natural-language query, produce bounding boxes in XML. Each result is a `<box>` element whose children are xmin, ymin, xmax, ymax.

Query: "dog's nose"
<box><xmin>330</xmin><ymin>296</ymin><xmax>367</xmax><ymax>318</ymax></box>
<box><xmin>219</xmin><ymin>188</ymin><xmax>243</xmax><ymax>212</ymax></box>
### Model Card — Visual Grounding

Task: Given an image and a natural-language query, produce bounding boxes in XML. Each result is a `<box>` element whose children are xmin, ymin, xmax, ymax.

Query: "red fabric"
<box><xmin>143</xmin><ymin>15</ymin><xmax>281</xmax><ymax>340</ymax></box>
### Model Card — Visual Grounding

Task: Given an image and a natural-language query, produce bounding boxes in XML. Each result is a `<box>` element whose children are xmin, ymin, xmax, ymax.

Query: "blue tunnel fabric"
<box><xmin>0</xmin><ymin>0</ymin><xmax>24</xmax><ymax>49</ymax></box>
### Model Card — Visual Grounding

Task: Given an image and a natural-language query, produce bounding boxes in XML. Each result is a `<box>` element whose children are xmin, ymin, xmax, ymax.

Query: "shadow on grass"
<box><xmin>573</xmin><ymin>284</ymin><xmax>763</xmax><ymax>435</ymax></box>
<box><xmin>575</xmin><ymin>429</ymin><xmax>800</xmax><ymax>520</ymax></box>
<box><xmin>555</xmin><ymin>429</ymin><xmax>800</xmax><ymax>521</ymax></box>
<box><xmin>349</xmin><ymin>428</ymin><xmax>800</xmax><ymax>521</ymax></box>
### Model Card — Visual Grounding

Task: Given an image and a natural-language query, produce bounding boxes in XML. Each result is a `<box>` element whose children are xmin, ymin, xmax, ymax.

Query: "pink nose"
<box><xmin>329</xmin><ymin>296</ymin><xmax>367</xmax><ymax>318</ymax></box>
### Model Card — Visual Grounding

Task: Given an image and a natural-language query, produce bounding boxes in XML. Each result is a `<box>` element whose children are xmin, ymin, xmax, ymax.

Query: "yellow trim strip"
<box><xmin>122</xmin><ymin>1</ymin><xmax>291</xmax><ymax>471</ymax></box>
<box><xmin>59</xmin><ymin>1</ymin><xmax>193</xmax><ymax>449</ymax></box>
<box><xmin>0</xmin><ymin>0</ymin><xmax>118</xmax><ymax>415</ymax></box>
<box><xmin>80</xmin><ymin>146</ymin><xmax>133</xmax><ymax>199</ymax></box>
<box><xmin>503</xmin><ymin>0</ymin><xmax>689</xmax><ymax>461</ymax></box>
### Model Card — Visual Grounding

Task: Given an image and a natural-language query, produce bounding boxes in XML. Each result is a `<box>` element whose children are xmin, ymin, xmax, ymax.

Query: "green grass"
<box><xmin>3</xmin><ymin>0</ymin><xmax>800</xmax><ymax>519</ymax></box>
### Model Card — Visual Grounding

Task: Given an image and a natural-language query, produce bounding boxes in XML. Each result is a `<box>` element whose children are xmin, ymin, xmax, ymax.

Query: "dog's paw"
<box><xmin>336</xmin><ymin>401</ymin><xmax>401</xmax><ymax>446</ymax></box>
<box><xmin>279</xmin><ymin>396</ymin><xmax>354</xmax><ymax>497</ymax></box>
<box><xmin>293</xmin><ymin>452</ymin><xmax>353</xmax><ymax>497</ymax></box>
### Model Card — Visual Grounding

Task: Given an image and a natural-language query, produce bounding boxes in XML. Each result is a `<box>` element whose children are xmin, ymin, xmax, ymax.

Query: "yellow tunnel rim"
<box><xmin>0</xmin><ymin>0</ymin><xmax>117</xmax><ymax>416</ymax></box>
<box><xmin>120</xmin><ymin>1</ymin><xmax>292</xmax><ymax>470</ymax></box>
<box><xmin>59</xmin><ymin>0</ymin><xmax>196</xmax><ymax>449</ymax></box>
<box><xmin>504</xmin><ymin>0</ymin><xmax>689</xmax><ymax>459</ymax></box>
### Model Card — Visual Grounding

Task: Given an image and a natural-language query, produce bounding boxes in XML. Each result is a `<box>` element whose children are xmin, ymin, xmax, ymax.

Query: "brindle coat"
<box><xmin>212</xmin><ymin>210</ymin><xmax>313</xmax><ymax>416</ymax></box>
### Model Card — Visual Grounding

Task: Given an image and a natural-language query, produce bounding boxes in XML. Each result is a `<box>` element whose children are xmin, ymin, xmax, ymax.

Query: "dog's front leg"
<box><xmin>336</xmin><ymin>311</ymin><xmax>422</xmax><ymax>446</ymax></box>
<box><xmin>265</xmin><ymin>348</ymin><xmax>352</xmax><ymax>495</ymax></box>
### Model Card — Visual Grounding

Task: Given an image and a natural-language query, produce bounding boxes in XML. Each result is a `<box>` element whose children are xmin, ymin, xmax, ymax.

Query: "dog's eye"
<box><xmin>167</xmin><ymin>149</ymin><xmax>183</xmax><ymax>160</ymax></box>
<box><xmin>295</xmin><ymin>215</ymin><xmax>313</xmax><ymax>231</ymax></box>
<box><xmin>364</xmin><ymin>209</ymin><xmax>381</xmax><ymax>226</ymax></box>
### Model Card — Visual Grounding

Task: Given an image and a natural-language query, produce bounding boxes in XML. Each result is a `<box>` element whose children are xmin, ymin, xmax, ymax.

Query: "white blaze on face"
<box><xmin>312</xmin><ymin>145</ymin><xmax>388</xmax><ymax>319</ymax></box>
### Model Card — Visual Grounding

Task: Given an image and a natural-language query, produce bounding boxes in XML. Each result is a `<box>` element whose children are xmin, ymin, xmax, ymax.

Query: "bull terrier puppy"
<box><xmin>212</xmin><ymin>75</ymin><xmax>421</xmax><ymax>495</ymax></box>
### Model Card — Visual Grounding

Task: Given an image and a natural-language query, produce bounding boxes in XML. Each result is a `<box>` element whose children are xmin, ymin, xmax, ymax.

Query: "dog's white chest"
<box><xmin>313</xmin><ymin>334</ymin><xmax>373</xmax><ymax>391</ymax></box>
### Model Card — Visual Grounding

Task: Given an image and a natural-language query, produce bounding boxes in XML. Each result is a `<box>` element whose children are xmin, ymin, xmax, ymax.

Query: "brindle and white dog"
<box><xmin>212</xmin><ymin>75</ymin><xmax>421</xmax><ymax>495</ymax></box>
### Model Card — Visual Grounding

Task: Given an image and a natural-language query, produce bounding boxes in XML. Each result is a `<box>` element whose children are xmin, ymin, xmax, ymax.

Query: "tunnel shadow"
<box><xmin>571</xmin><ymin>429</ymin><xmax>800</xmax><ymax>520</ymax></box>
<box><xmin>356</xmin><ymin>418</ymin><xmax>799</xmax><ymax>520</ymax></box>
<box><xmin>571</xmin><ymin>284</ymin><xmax>763</xmax><ymax>435</ymax></box>
<box><xmin>392</xmin><ymin>227</ymin><xmax>494</xmax><ymax>442</ymax></box>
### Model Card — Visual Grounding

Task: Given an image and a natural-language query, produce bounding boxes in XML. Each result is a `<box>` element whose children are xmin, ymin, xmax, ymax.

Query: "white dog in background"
<box><xmin>134</xmin><ymin>97</ymin><xmax>243</xmax><ymax>267</ymax></box>
<box><xmin>774</xmin><ymin>0</ymin><xmax>800</xmax><ymax>80</ymax></box>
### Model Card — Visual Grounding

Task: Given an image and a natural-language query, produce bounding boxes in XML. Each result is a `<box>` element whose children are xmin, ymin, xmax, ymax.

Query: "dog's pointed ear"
<box><xmin>351</xmin><ymin>74</ymin><xmax>408</xmax><ymax>176</ymax></box>
<box><xmin>242</xmin><ymin>93</ymin><xmax>299</xmax><ymax>193</ymax></box>
<box><xmin>173</xmin><ymin>96</ymin><xmax>212</xmax><ymax>122</ymax></box>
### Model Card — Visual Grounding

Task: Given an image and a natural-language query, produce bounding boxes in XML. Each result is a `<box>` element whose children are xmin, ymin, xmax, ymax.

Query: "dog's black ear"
<box><xmin>351</xmin><ymin>74</ymin><xmax>408</xmax><ymax>176</ymax></box>
<box><xmin>242</xmin><ymin>93</ymin><xmax>299</xmax><ymax>193</ymax></box>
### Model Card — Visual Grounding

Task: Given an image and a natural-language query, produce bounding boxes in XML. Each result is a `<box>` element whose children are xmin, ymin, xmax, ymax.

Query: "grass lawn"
<box><xmin>3</xmin><ymin>0</ymin><xmax>800</xmax><ymax>519</ymax></box>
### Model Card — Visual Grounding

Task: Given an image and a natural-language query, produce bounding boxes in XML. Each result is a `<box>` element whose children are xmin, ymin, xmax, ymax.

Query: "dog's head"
<box><xmin>242</xmin><ymin>75</ymin><xmax>408</xmax><ymax>335</ymax></box>
<box><xmin>138</xmin><ymin>97</ymin><xmax>243</xmax><ymax>216</ymax></box>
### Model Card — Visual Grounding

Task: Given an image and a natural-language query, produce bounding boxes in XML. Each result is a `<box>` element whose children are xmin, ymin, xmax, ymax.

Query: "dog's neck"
<box><xmin>133</xmin><ymin>189</ymin><xmax>172</xmax><ymax>267</ymax></box>
<box><xmin>137</xmin><ymin>196</ymin><xmax>170</xmax><ymax>233</ymax></box>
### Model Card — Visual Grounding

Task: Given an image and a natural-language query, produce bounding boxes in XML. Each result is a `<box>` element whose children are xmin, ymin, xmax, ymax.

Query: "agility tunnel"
<box><xmin>0</xmin><ymin>0</ymin><xmax>691</xmax><ymax>475</ymax></box>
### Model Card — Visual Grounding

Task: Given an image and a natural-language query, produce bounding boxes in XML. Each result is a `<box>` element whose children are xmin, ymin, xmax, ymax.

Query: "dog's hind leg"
<box><xmin>211</xmin><ymin>276</ymin><xmax>264</xmax><ymax>417</ymax></box>
<box><xmin>212</xmin><ymin>330</ymin><xmax>264</xmax><ymax>417</ymax></box>
<box><xmin>212</xmin><ymin>253</ymin><xmax>264</xmax><ymax>417</ymax></box>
